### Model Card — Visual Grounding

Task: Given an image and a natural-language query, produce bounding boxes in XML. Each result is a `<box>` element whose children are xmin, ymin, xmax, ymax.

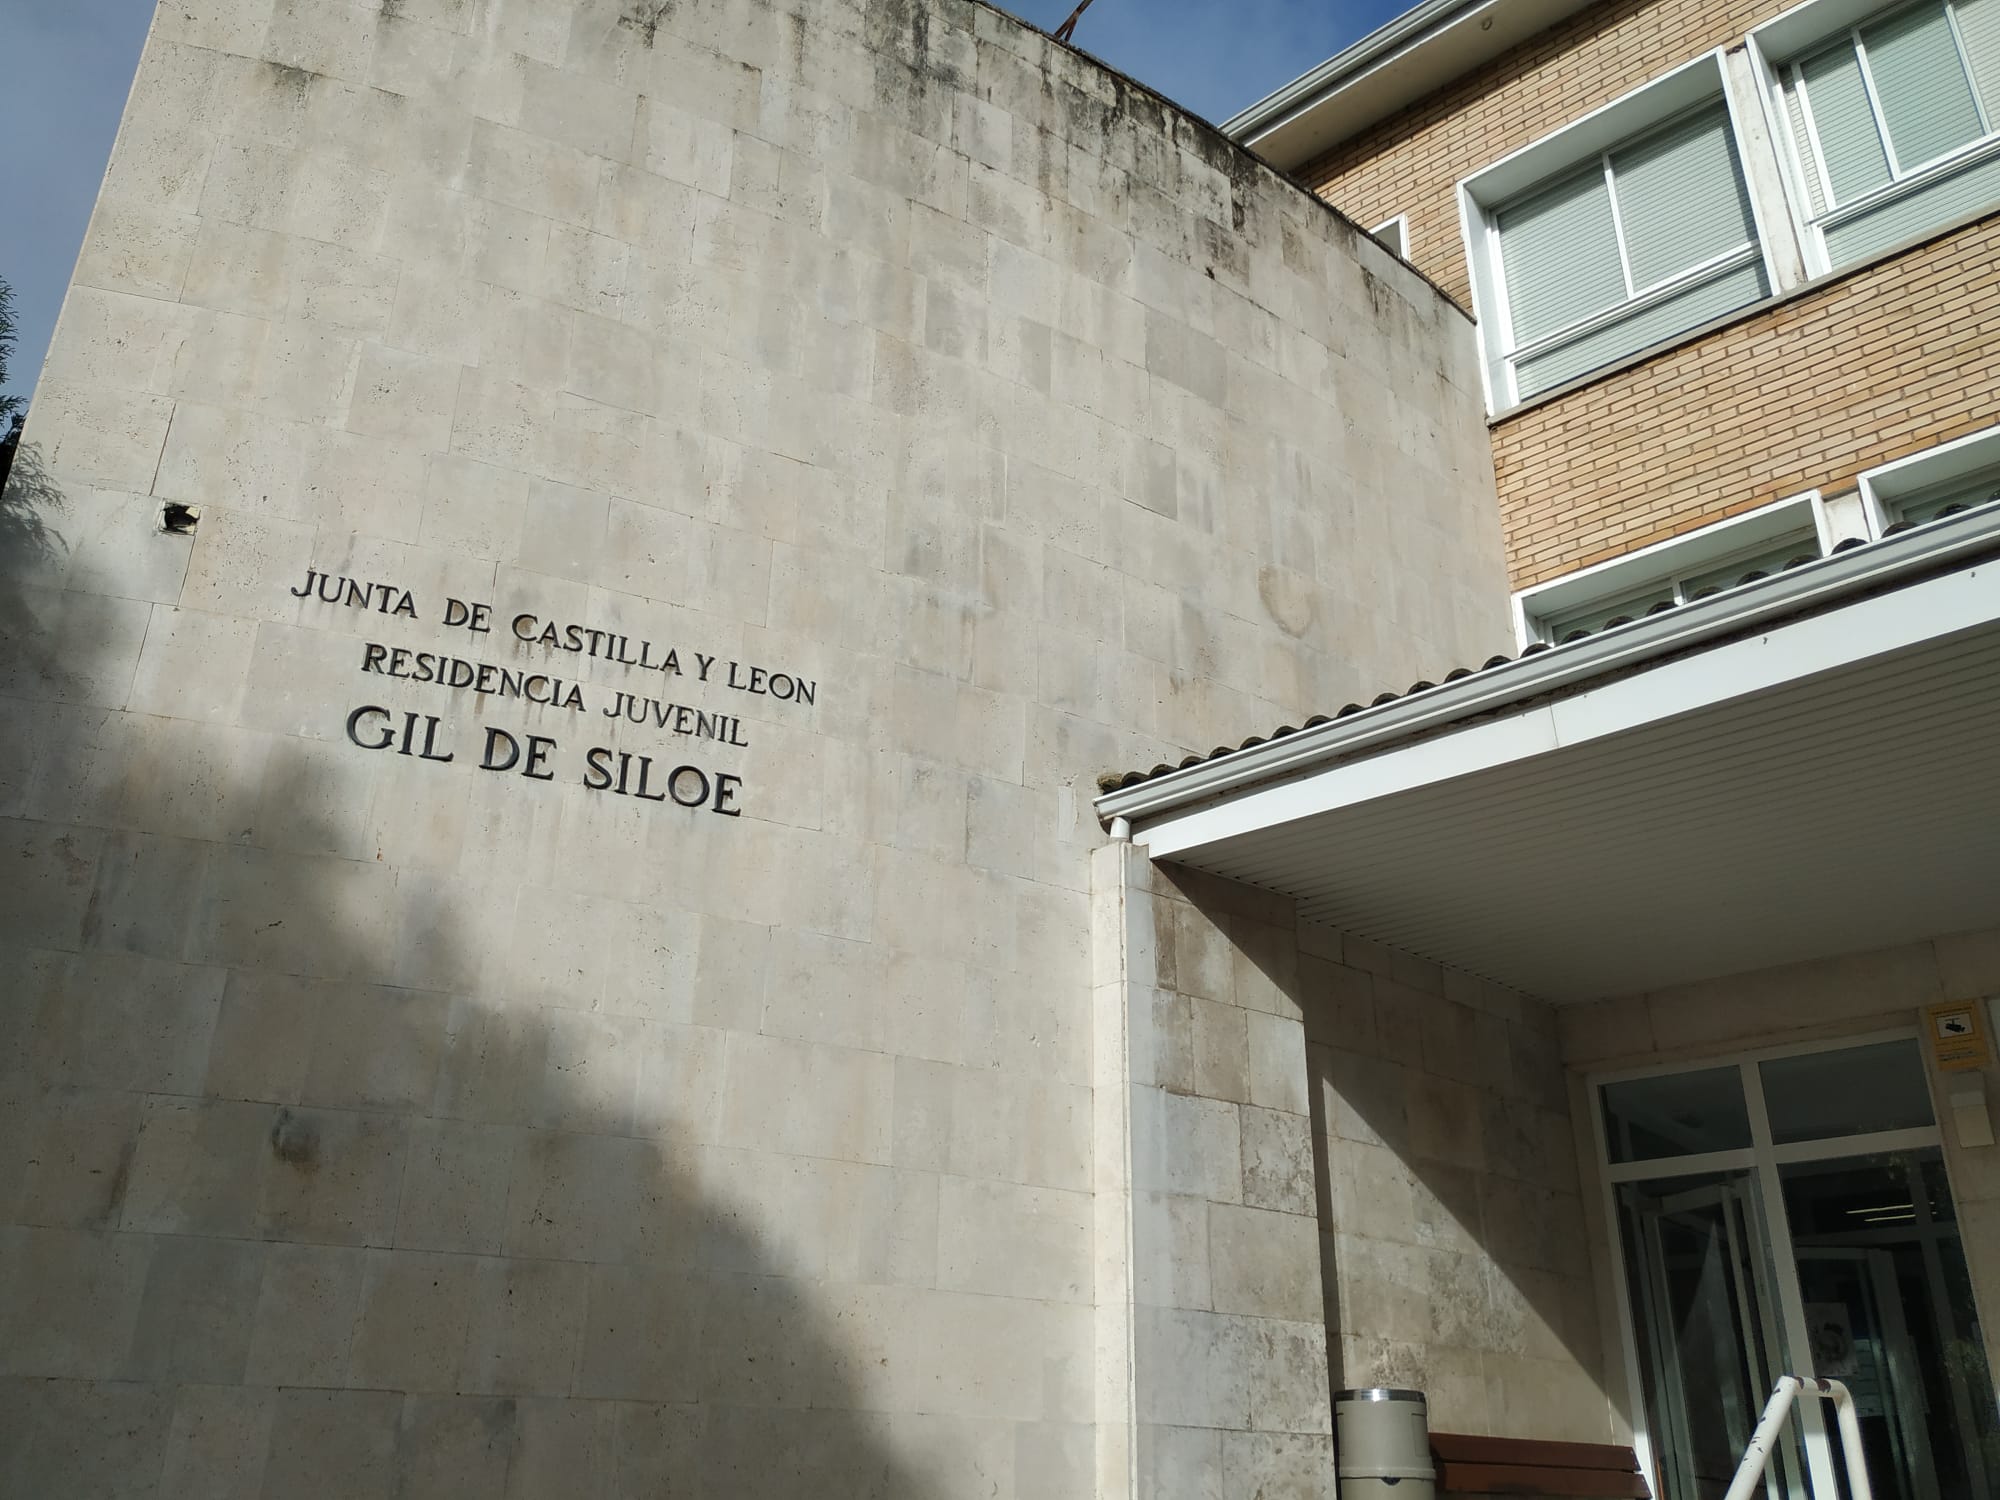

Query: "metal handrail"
<box><xmin>1724</xmin><ymin>1376</ymin><xmax>1873</xmax><ymax>1500</ymax></box>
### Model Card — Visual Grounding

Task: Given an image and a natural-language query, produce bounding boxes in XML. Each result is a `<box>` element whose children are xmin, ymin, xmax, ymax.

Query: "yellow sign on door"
<box><xmin>1929</xmin><ymin>1000</ymin><xmax>1994</xmax><ymax>1072</ymax></box>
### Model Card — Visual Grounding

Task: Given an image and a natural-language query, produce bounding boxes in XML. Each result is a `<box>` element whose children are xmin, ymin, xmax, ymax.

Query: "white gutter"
<box><xmin>1220</xmin><ymin>0</ymin><xmax>1489</xmax><ymax>144</ymax></box>
<box><xmin>1095</xmin><ymin>504</ymin><xmax>2000</xmax><ymax>831</ymax></box>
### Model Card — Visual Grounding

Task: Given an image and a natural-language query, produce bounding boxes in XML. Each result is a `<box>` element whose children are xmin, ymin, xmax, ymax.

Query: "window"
<box><xmin>1759</xmin><ymin>1039</ymin><xmax>1935</xmax><ymax>1142</ymax></box>
<box><xmin>1602</xmin><ymin>1065</ymin><xmax>1753</xmax><ymax>1162</ymax></box>
<box><xmin>1462</xmin><ymin>59</ymin><xmax>1772</xmax><ymax>408</ymax></box>
<box><xmin>1879</xmin><ymin>470</ymin><xmax>2000</xmax><ymax>528</ymax></box>
<box><xmin>1514</xmin><ymin>494</ymin><xmax>1827</xmax><ymax>645</ymax></box>
<box><xmin>1369</xmin><ymin>215</ymin><xmax>1408</xmax><ymax>258</ymax></box>
<box><xmin>1763</xmin><ymin>0</ymin><xmax>2000</xmax><ymax>268</ymax></box>
<box><xmin>1859</xmin><ymin>421</ymin><xmax>2000</xmax><ymax>531</ymax></box>
<box><xmin>1537</xmin><ymin>536</ymin><xmax>1817</xmax><ymax>640</ymax></box>
<box><xmin>1495</xmin><ymin>104</ymin><xmax>1766</xmax><ymax>399</ymax></box>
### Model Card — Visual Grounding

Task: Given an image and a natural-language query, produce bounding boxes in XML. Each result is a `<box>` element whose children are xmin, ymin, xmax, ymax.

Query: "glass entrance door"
<box><xmin>1597</xmin><ymin>1037</ymin><xmax>2000</xmax><ymax>1500</ymax></box>
<box><xmin>1781</xmin><ymin>1150</ymin><xmax>1995</xmax><ymax>1500</ymax></box>
<box><xmin>1618</xmin><ymin>1170</ymin><xmax>1805</xmax><ymax>1499</ymax></box>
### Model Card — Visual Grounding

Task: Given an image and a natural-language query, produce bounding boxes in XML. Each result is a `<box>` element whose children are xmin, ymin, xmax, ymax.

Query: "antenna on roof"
<box><xmin>1053</xmin><ymin>0</ymin><xmax>1098</xmax><ymax>43</ymax></box>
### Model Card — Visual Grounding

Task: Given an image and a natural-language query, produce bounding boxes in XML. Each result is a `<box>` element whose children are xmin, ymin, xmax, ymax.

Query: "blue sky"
<box><xmin>0</xmin><ymin>0</ymin><xmax>1405</xmax><ymax>415</ymax></box>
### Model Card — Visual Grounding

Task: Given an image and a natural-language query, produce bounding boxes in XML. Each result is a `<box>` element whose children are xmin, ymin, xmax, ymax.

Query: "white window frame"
<box><xmin>1588</xmin><ymin>1027</ymin><xmax>1946</xmax><ymax>1500</ymax></box>
<box><xmin>1750</xmin><ymin>0</ymin><xmax>2000</xmax><ymax>275</ymax></box>
<box><xmin>1458</xmin><ymin>51</ymin><xmax>1783</xmax><ymax>413</ymax></box>
<box><xmin>1369</xmin><ymin>214</ymin><xmax>1410</xmax><ymax>259</ymax></box>
<box><xmin>1511</xmin><ymin>491</ymin><xmax>1831</xmax><ymax>647</ymax></box>
<box><xmin>1857</xmin><ymin>420</ymin><xmax>2000</xmax><ymax>534</ymax></box>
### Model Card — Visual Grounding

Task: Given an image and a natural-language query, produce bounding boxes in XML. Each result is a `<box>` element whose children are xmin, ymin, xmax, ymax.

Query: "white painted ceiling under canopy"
<box><xmin>1124</xmin><ymin>552</ymin><xmax>2000</xmax><ymax>1004</ymax></box>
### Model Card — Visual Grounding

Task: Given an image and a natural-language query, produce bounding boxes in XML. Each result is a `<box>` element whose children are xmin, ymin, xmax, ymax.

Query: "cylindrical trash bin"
<box><xmin>1334</xmin><ymin>1388</ymin><xmax>1434</xmax><ymax>1500</ymax></box>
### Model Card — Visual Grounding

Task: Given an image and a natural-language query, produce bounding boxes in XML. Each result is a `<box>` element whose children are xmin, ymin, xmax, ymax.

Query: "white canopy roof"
<box><xmin>1221</xmin><ymin>0</ymin><xmax>1600</xmax><ymax>173</ymax></box>
<box><xmin>1098</xmin><ymin>508</ymin><xmax>2000</xmax><ymax>1002</ymax></box>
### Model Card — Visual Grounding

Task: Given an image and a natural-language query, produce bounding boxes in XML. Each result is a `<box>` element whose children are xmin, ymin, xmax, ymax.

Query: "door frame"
<box><xmin>1587</xmin><ymin>1027</ymin><xmax>1944</xmax><ymax>1500</ymax></box>
<box><xmin>1630</xmin><ymin>1173</ymin><xmax>1803</xmax><ymax>1499</ymax></box>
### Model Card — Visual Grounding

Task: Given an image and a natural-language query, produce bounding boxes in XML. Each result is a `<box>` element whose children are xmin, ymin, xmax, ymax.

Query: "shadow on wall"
<box><xmin>0</xmin><ymin>437</ymin><xmax>63</xmax><ymax>649</ymax></box>
<box><xmin>0</xmin><ymin>452</ymin><xmax>947</xmax><ymax>1496</ymax></box>
<box><xmin>0</xmin><ymin>418</ymin><xmax>24</xmax><ymax>499</ymax></box>
<box><xmin>1204</xmin><ymin>886</ymin><xmax>1618</xmax><ymax>1444</ymax></box>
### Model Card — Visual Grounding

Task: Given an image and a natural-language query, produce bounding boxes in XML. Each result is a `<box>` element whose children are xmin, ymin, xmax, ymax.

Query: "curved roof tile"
<box><xmin>1095</xmin><ymin>526</ymin><xmax>1899</xmax><ymax>795</ymax></box>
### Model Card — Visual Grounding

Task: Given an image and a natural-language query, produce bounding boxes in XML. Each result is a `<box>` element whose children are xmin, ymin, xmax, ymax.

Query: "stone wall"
<box><xmin>1092</xmin><ymin>846</ymin><xmax>1333</xmax><ymax>1496</ymax></box>
<box><xmin>1301</xmin><ymin>923</ymin><xmax>1611</xmax><ymax>1444</ymax></box>
<box><xmin>1087</xmin><ymin>845</ymin><xmax>1616</xmax><ymax>1494</ymax></box>
<box><xmin>0</xmin><ymin>0</ymin><xmax>1511</xmax><ymax>1494</ymax></box>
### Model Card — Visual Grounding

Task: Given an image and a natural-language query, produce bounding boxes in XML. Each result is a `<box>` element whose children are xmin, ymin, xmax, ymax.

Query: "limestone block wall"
<box><xmin>1088</xmin><ymin>847</ymin><xmax>1614</xmax><ymax>1484</ymax></box>
<box><xmin>0</xmin><ymin>0</ymin><xmax>1511</xmax><ymax>1493</ymax></box>
<box><xmin>1091</xmin><ymin>845</ymin><xmax>1332</xmax><ymax>1497</ymax></box>
<box><xmin>1302</xmin><ymin>922</ymin><xmax>1612</xmax><ymax>1445</ymax></box>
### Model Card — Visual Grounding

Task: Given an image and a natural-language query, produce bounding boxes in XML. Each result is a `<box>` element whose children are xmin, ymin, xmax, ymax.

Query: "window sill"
<box><xmin>1486</xmin><ymin>199</ymin><xmax>2000</xmax><ymax>427</ymax></box>
<box><xmin>1815</xmin><ymin>133</ymin><xmax>2000</xmax><ymax>236</ymax></box>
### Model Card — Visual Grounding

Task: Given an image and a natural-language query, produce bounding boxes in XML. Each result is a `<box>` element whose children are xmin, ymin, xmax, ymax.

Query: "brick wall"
<box><xmin>1498</xmin><ymin>213</ymin><xmax>2000</xmax><ymax>586</ymax></box>
<box><xmin>1296</xmin><ymin>0</ymin><xmax>2000</xmax><ymax>588</ymax></box>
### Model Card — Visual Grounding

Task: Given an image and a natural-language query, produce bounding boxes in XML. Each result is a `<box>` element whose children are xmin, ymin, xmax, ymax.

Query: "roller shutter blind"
<box><xmin>1862</xmin><ymin>2</ymin><xmax>1984</xmax><ymax>168</ymax></box>
<box><xmin>1786</xmin><ymin>0</ymin><xmax>1998</xmax><ymax>216</ymax></box>
<box><xmin>1961</xmin><ymin>0</ymin><xmax>2000</xmax><ymax>115</ymax></box>
<box><xmin>1514</xmin><ymin>260</ymin><xmax>1767</xmax><ymax>396</ymax></box>
<box><xmin>1495</xmin><ymin>166</ymin><xmax>1627</xmax><ymax>347</ymax></box>
<box><xmin>1785</xmin><ymin>81</ymin><xmax>1829</xmax><ymax>215</ymax></box>
<box><xmin>1611</xmin><ymin>104</ymin><xmax>1759</xmax><ymax>289</ymax></box>
<box><xmin>1824</xmin><ymin>145</ymin><xmax>2000</xmax><ymax>256</ymax></box>
<box><xmin>1489</xmin><ymin>97</ymin><xmax>1769</xmax><ymax>398</ymax></box>
<box><xmin>1798</xmin><ymin>45</ymin><xmax>1892</xmax><ymax>201</ymax></box>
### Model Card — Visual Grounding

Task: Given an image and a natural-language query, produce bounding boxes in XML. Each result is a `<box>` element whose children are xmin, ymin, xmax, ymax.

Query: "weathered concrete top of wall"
<box><xmin>1</xmin><ymin>0</ymin><xmax>1509</xmax><ymax>1493</ymax></box>
<box><xmin>33</xmin><ymin>0</ymin><xmax>1512</xmax><ymax>745</ymax></box>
